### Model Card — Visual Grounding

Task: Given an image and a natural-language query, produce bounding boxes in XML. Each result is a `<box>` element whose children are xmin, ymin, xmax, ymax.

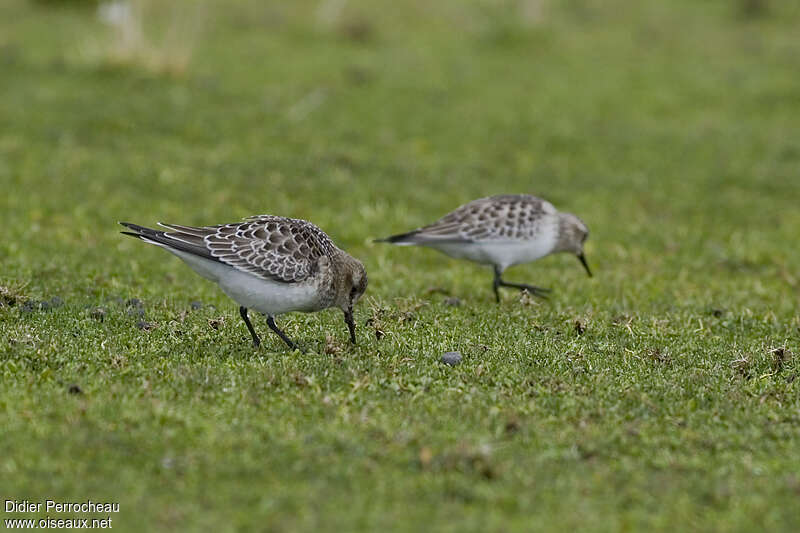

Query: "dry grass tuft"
<box><xmin>731</xmin><ymin>354</ymin><xmax>752</xmax><ymax>379</ymax></box>
<box><xmin>0</xmin><ymin>282</ymin><xmax>28</xmax><ymax>308</ymax></box>
<box><xmin>81</xmin><ymin>0</ymin><xmax>205</xmax><ymax>76</ymax></box>
<box><xmin>770</xmin><ymin>346</ymin><xmax>792</xmax><ymax>373</ymax></box>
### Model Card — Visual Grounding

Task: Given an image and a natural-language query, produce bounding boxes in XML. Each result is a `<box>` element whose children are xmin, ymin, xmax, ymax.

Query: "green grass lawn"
<box><xmin>2</xmin><ymin>0</ymin><xmax>800</xmax><ymax>530</ymax></box>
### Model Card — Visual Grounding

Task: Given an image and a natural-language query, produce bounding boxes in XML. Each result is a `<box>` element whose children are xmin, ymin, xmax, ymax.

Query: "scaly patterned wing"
<box><xmin>160</xmin><ymin>215</ymin><xmax>338</xmax><ymax>283</ymax></box>
<box><xmin>413</xmin><ymin>194</ymin><xmax>556</xmax><ymax>242</ymax></box>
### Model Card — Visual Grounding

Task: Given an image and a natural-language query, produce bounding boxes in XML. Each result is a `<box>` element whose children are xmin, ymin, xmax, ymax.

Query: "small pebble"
<box><xmin>20</xmin><ymin>300</ymin><xmax>40</xmax><ymax>313</ymax></box>
<box><xmin>441</xmin><ymin>351</ymin><xmax>462</xmax><ymax>366</ymax></box>
<box><xmin>68</xmin><ymin>384</ymin><xmax>83</xmax><ymax>395</ymax></box>
<box><xmin>443</xmin><ymin>297</ymin><xmax>462</xmax><ymax>307</ymax></box>
<box><xmin>136</xmin><ymin>320</ymin><xmax>155</xmax><ymax>331</ymax></box>
<box><xmin>127</xmin><ymin>307</ymin><xmax>145</xmax><ymax>318</ymax></box>
<box><xmin>190</xmin><ymin>301</ymin><xmax>204</xmax><ymax>310</ymax></box>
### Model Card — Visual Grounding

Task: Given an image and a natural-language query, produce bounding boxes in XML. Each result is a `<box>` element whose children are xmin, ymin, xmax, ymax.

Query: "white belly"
<box><xmin>166</xmin><ymin>248</ymin><xmax>321</xmax><ymax>315</ymax></box>
<box><xmin>427</xmin><ymin>236</ymin><xmax>556</xmax><ymax>272</ymax></box>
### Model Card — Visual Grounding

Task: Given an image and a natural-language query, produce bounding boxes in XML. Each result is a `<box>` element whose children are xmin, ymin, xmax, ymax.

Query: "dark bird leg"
<box><xmin>266</xmin><ymin>315</ymin><xmax>299</xmax><ymax>351</ymax></box>
<box><xmin>493</xmin><ymin>266</ymin><xmax>550</xmax><ymax>301</ymax></box>
<box><xmin>239</xmin><ymin>306</ymin><xmax>261</xmax><ymax>348</ymax></box>
<box><xmin>344</xmin><ymin>308</ymin><xmax>356</xmax><ymax>344</ymax></box>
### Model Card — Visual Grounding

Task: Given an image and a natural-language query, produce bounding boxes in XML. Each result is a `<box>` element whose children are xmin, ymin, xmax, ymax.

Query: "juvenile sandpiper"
<box><xmin>377</xmin><ymin>194</ymin><xmax>591</xmax><ymax>301</ymax></box>
<box><xmin>120</xmin><ymin>215</ymin><xmax>368</xmax><ymax>350</ymax></box>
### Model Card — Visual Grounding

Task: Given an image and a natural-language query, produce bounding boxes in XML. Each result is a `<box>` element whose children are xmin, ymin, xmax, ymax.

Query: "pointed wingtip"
<box><xmin>374</xmin><ymin>231</ymin><xmax>419</xmax><ymax>244</ymax></box>
<box><xmin>119</xmin><ymin>221</ymin><xmax>147</xmax><ymax>236</ymax></box>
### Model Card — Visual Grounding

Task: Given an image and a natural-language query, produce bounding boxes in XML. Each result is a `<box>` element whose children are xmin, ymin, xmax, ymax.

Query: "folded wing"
<box><xmin>120</xmin><ymin>215</ymin><xmax>337</xmax><ymax>283</ymax></box>
<box><xmin>379</xmin><ymin>194</ymin><xmax>556</xmax><ymax>244</ymax></box>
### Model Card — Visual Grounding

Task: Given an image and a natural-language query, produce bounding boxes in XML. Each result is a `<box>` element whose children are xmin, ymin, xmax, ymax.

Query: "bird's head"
<box><xmin>334</xmin><ymin>253</ymin><xmax>368</xmax><ymax>344</ymax></box>
<box><xmin>555</xmin><ymin>212</ymin><xmax>592</xmax><ymax>277</ymax></box>
<box><xmin>344</xmin><ymin>258</ymin><xmax>368</xmax><ymax>312</ymax></box>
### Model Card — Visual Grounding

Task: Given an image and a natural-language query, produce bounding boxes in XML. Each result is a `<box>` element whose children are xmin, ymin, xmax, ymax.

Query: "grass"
<box><xmin>2</xmin><ymin>0</ymin><xmax>800</xmax><ymax>530</ymax></box>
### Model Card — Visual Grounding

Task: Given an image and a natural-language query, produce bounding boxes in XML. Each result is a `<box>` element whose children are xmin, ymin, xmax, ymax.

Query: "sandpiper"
<box><xmin>120</xmin><ymin>215</ymin><xmax>368</xmax><ymax>350</ymax></box>
<box><xmin>377</xmin><ymin>194</ymin><xmax>591</xmax><ymax>302</ymax></box>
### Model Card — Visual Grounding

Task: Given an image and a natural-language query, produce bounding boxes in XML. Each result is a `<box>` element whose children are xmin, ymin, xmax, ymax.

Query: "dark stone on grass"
<box><xmin>190</xmin><ymin>301</ymin><xmax>204</xmax><ymax>310</ymax></box>
<box><xmin>35</xmin><ymin>297</ymin><xmax>63</xmax><ymax>311</ymax></box>
<box><xmin>441</xmin><ymin>351</ymin><xmax>462</xmax><ymax>366</ymax></box>
<box><xmin>20</xmin><ymin>300</ymin><xmax>41</xmax><ymax>313</ymax></box>
<box><xmin>711</xmin><ymin>308</ymin><xmax>725</xmax><ymax>317</ymax></box>
<box><xmin>127</xmin><ymin>307</ymin><xmax>145</xmax><ymax>318</ymax></box>
<box><xmin>136</xmin><ymin>320</ymin><xmax>155</xmax><ymax>331</ymax></box>
<box><xmin>90</xmin><ymin>307</ymin><xmax>106</xmax><ymax>322</ymax></box>
<box><xmin>126</xmin><ymin>298</ymin><xmax>143</xmax><ymax>308</ymax></box>
<box><xmin>504</xmin><ymin>418</ymin><xmax>521</xmax><ymax>435</ymax></box>
<box><xmin>444</xmin><ymin>297</ymin><xmax>462</xmax><ymax>307</ymax></box>
<box><xmin>68</xmin><ymin>384</ymin><xmax>82</xmax><ymax>395</ymax></box>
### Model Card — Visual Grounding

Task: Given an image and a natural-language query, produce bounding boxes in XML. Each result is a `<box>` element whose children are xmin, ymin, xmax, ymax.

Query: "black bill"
<box><xmin>344</xmin><ymin>309</ymin><xmax>357</xmax><ymax>344</ymax></box>
<box><xmin>578</xmin><ymin>253</ymin><xmax>592</xmax><ymax>277</ymax></box>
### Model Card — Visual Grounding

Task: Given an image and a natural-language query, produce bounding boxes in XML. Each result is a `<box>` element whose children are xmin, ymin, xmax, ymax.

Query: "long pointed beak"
<box><xmin>344</xmin><ymin>308</ymin><xmax>356</xmax><ymax>344</ymax></box>
<box><xmin>578</xmin><ymin>253</ymin><xmax>592</xmax><ymax>277</ymax></box>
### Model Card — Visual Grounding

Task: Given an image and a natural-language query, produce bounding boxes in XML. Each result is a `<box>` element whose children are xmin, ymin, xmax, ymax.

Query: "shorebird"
<box><xmin>120</xmin><ymin>216</ymin><xmax>368</xmax><ymax>350</ymax></box>
<box><xmin>377</xmin><ymin>194</ymin><xmax>591</xmax><ymax>302</ymax></box>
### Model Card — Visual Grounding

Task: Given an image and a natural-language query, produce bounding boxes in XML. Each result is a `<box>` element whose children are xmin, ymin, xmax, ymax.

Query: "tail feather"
<box><xmin>120</xmin><ymin>222</ymin><xmax>162</xmax><ymax>240</ymax></box>
<box><xmin>119</xmin><ymin>221</ymin><xmax>218</xmax><ymax>261</ymax></box>
<box><xmin>374</xmin><ymin>230</ymin><xmax>421</xmax><ymax>245</ymax></box>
